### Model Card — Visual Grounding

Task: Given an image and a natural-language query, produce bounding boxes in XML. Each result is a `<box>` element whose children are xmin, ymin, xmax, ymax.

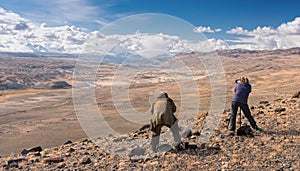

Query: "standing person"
<box><xmin>150</xmin><ymin>92</ymin><xmax>181</xmax><ymax>152</ymax></box>
<box><xmin>228</xmin><ymin>77</ymin><xmax>263</xmax><ymax>135</ymax></box>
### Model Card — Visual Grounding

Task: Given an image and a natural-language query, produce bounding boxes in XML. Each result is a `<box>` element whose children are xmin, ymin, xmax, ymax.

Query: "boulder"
<box><xmin>7</xmin><ymin>158</ymin><xmax>27</xmax><ymax>165</ymax></box>
<box><xmin>292</xmin><ymin>91</ymin><xmax>300</xmax><ymax>98</ymax></box>
<box><xmin>28</xmin><ymin>146</ymin><xmax>42</xmax><ymax>153</ymax></box>
<box><xmin>128</xmin><ymin>147</ymin><xmax>145</xmax><ymax>157</ymax></box>
<box><xmin>64</xmin><ymin>140</ymin><xmax>72</xmax><ymax>145</ymax></box>
<box><xmin>21</xmin><ymin>146</ymin><xmax>42</xmax><ymax>156</ymax></box>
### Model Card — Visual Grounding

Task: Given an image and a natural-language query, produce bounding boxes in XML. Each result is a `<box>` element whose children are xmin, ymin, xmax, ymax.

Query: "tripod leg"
<box><xmin>239</xmin><ymin>107</ymin><xmax>242</xmax><ymax>128</ymax></box>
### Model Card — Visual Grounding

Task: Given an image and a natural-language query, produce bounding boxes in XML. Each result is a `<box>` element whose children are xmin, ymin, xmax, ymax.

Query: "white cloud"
<box><xmin>1</xmin><ymin>7</ymin><xmax>299</xmax><ymax>53</ymax></box>
<box><xmin>226</xmin><ymin>17</ymin><xmax>300</xmax><ymax>50</ymax></box>
<box><xmin>207</xmin><ymin>38</ymin><xmax>229</xmax><ymax>50</ymax></box>
<box><xmin>226</xmin><ymin>27</ymin><xmax>249</xmax><ymax>35</ymax></box>
<box><xmin>0</xmin><ymin>7</ymin><xmax>90</xmax><ymax>53</ymax></box>
<box><xmin>194</xmin><ymin>26</ymin><xmax>221</xmax><ymax>33</ymax></box>
<box><xmin>251</xmin><ymin>26</ymin><xmax>277</xmax><ymax>36</ymax></box>
<box><xmin>0</xmin><ymin>7</ymin><xmax>226</xmax><ymax>54</ymax></box>
<box><xmin>277</xmin><ymin>17</ymin><xmax>300</xmax><ymax>35</ymax></box>
<box><xmin>215</xmin><ymin>28</ymin><xmax>222</xmax><ymax>32</ymax></box>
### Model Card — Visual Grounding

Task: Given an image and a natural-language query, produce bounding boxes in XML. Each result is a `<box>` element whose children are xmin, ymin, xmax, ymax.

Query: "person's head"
<box><xmin>239</xmin><ymin>76</ymin><xmax>249</xmax><ymax>83</ymax></box>
<box><xmin>149</xmin><ymin>91</ymin><xmax>168</xmax><ymax>104</ymax></box>
<box><xmin>157</xmin><ymin>92</ymin><xmax>168</xmax><ymax>98</ymax></box>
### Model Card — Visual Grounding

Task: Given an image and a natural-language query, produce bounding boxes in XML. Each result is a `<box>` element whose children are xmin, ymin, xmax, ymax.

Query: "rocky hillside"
<box><xmin>1</xmin><ymin>92</ymin><xmax>299</xmax><ymax>170</ymax></box>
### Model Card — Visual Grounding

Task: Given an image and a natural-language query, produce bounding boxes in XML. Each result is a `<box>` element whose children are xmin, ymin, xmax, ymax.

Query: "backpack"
<box><xmin>237</xmin><ymin>125</ymin><xmax>253</xmax><ymax>137</ymax></box>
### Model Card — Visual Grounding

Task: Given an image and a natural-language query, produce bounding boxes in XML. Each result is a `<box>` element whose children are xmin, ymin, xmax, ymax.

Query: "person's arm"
<box><xmin>168</xmin><ymin>99</ymin><xmax>176</xmax><ymax>113</ymax></box>
<box><xmin>150</xmin><ymin>101</ymin><xmax>155</xmax><ymax>115</ymax></box>
<box><xmin>249</xmin><ymin>84</ymin><xmax>252</xmax><ymax>93</ymax></box>
<box><xmin>233</xmin><ymin>84</ymin><xmax>237</xmax><ymax>93</ymax></box>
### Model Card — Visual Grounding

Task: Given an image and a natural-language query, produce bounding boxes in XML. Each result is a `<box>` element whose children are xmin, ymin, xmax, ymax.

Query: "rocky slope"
<box><xmin>1</xmin><ymin>92</ymin><xmax>299</xmax><ymax>170</ymax></box>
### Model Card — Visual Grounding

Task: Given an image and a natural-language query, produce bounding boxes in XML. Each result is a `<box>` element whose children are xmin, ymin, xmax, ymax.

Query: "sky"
<box><xmin>0</xmin><ymin>0</ymin><xmax>299</xmax><ymax>53</ymax></box>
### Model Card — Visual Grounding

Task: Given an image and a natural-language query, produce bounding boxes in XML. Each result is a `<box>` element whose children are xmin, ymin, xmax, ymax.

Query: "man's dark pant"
<box><xmin>228</xmin><ymin>101</ymin><xmax>257</xmax><ymax>131</ymax></box>
<box><xmin>150</xmin><ymin>120</ymin><xmax>181</xmax><ymax>151</ymax></box>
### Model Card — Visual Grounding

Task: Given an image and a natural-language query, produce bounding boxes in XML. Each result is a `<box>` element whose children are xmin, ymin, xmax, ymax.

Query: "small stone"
<box><xmin>114</xmin><ymin>147</ymin><xmax>127</xmax><ymax>153</ymax></box>
<box><xmin>223</xmin><ymin>109</ymin><xmax>230</xmax><ymax>113</ymax></box>
<box><xmin>182</xmin><ymin>129</ymin><xmax>192</xmax><ymax>138</ymax></box>
<box><xmin>258</xmin><ymin>105</ymin><xmax>265</xmax><ymax>109</ymax></box>
<box><xmin>21</xmin><ymin>149</ymin><xmax>28</xmax><ymax>156</ymax></box>
<box><xmin>192</xmin><ymin>130</ymin><xmax>201</xmax><ymax>136</ymax></box>
<box><xmin>190</xmin><ymin>135</ymin><xmax>196</xmax><ymax>139</ymax></box>
<box><xmin>68</xmin><ymin>148</ymin><xmax>75</xmax><ymax>153</ymax></box>
<box><xmin>188</xmin><ymin>143</ymin><xmax>198</xmax><ymax>149</ymax></box>
<box><xmin>151</xmin><ymin>161</ymin><xmax>158</xmax><ymax>166</ymax></box>
<box><xmin>80</xmin><ymin>157</ymin><xmax>92</xmax><ymax>165</ymax></box>
<box><xmin>274</xmin><ymin>107</ymin><xmax>286</xmax><ymax>113</ymax></box>
<box><xmin>44</xmin><ymin>157</ymin><xmax>64</xmax><ymax>163</ymax></box>
<box><xmin>27</xmin><ymin>151</ymin><xmax>41</xmax><ymax>157</ymax></box>
<box><xmin>112</xmin><ymin>136</ymin><xmax>127</xmax><ymax>142</ymax></box>
<box><xmin>257</xmin><ymin>110</ymin><xmax>264</xmax><ymax>114</ymax></box>
<box><xmin>259</xmin><ymin>101</ymin><xmax>269</xmax><ymax>104</ymax></box>
<box><xmin>43</xmin><ymin>149</ymin><xmax>52</xmax><ymax>155</ymax></box>
<box><xmin>1</xmin><ymin>161</ymin><xmax>8</xmax><ymax>168</ymax></box>
<box><xmin>199</xmin><ymin>143</ymin><xmax>206</xmax><ymax>149</ymax></box>
<box><xmin>211</xmin><ymin>143</ymin><xmax>221</xmax><ymax>150</ymax></box>
<box><xmin>8</xmin><ymin>162</ymin><xmax>18</xmax><ymax>168</ymax></box>
<box><xmin>57</xmin><ymin>162</ymin><xmax>66</xmax><ymax>169</ymax></box>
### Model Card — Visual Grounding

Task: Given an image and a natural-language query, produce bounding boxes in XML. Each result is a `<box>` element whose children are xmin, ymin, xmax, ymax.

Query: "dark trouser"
<box><xmin>228</xmin><ymin>101</ymin><xmax>257</xmax><ymax>131</ymax></box>
<box><xmin>150</xmin><ymin>120</ymin><xmax>181</xmax><ymax>151</ymax></box>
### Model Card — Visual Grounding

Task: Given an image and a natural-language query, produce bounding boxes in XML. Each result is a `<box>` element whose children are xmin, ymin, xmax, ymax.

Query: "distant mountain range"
<box><xmin>1</xmin><ymin>47</ymin><xmax>299</xmax><ymax>60</ymax></box>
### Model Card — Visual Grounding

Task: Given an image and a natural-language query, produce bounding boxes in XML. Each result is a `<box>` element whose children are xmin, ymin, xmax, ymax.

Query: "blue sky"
<box><xmin>0</xmin><ymin>0</ymin><xmax>299</xmax><ymax>52</ymax></box>
<box><xmin>1</xmin><ymin>0</ymin><xmax>299</xmax><ymax>32</ymax></box>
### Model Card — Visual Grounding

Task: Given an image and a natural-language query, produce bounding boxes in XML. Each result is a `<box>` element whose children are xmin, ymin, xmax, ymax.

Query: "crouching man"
<box><xmin>150</xmin><ymin>92</ymin><xmax>181</xmax><ymax>152</ymax></box>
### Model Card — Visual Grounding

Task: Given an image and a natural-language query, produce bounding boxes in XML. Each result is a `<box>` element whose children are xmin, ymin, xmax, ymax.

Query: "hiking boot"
<box><xmin>255</xmin><ymin>126</ymin><xmax>263</xmax><ymax>132</ymax></box>
<box><xmin>151</xmin><ymin>146</ymin><xmax>158</xmax><ymax>153</ymax></box>
<box><xmin>173</xmin><ymin>142</ymin><xmax>184</xmax><ymax>151</ymax></box>
<box><xmin>226</xmin><ymin>130</ymin><xmax>235</xmax><ymax>136</ymax></box>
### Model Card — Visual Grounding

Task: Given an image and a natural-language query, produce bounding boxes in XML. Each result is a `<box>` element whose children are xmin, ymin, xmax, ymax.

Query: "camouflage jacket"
<box><xmin>150</xmin><ymin>93</ymin><xmax>177</xmax><ymax>130</ymax></box>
